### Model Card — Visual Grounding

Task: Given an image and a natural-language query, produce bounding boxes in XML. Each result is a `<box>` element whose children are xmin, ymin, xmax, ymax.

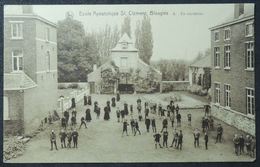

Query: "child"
<box><xmin>187</xmin><ymin>113</ymin><xmax>192</xmax><ymax>126</ymax></box>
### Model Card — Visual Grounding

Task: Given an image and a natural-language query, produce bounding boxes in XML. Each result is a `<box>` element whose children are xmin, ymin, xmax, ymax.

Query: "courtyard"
<box><xmin>7</xmin><ymin>92</ymin><xmax>254</xmax><ymax>163</ymax></box>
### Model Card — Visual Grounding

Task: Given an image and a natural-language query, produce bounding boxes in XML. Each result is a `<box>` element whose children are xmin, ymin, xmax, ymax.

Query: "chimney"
<box><xmin>234</xmin><ymin>3</ymin><xmax>244</xmax><ymax>19</ymax></box>
<box><xmin>22</xmin><ymin>5</ymin><xmax>33</xmax><ymax>14</ymax></box>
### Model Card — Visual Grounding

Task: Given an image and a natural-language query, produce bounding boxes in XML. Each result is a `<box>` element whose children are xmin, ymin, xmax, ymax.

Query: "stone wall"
<box><xmin>211</xmin><ymin>104</ymin><xmax>255</xmax><ymax>136</ymax></box>
<box><xmin>160</xmin><ymin>81</ymin><xmax>189</xmax><ymax>93</ymax></box>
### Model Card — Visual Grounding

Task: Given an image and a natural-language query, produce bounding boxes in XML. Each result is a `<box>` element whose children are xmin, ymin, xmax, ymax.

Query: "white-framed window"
<box><xmin>214</xmin><ymin>47</ymin><xmax>220</xmax><ymax>68</ymax></box>
<box><xmin>224</xmin><ymin>84</ymin><xmax>231</xmax><ymax>108</ymax></box>
<box><xmin>245</xmin><ymin>22</ymin><xmax>254</xmax><ymax>37</ymax></box>
<box><xmin>4</xmin><ymin>96</ymin><xmax>10</xmax><ymax>120</ymax></box>
<box><xmin>46</xmin><ymin>51</ymin><xmax>51</xmax><ymax>71</ymax></box>
<box><xmin>214</xmin><ymin>31</ymin><xmax>219</xmax><ymax>42</ymax></box>
<box><xmin>246</xmin><ymin>88</ymin><xmax>255</xmax><ymax>116</ymax></box>
<box><xmin>120</xmin><ymin>57</ymin><xmax>128</xmax><ymax>68</ymax></box>
<box><xmin>45</xmin><ymin>27</ymin><xmax>50</xmax><ymax>41</ymax></box>
<box><xmin>224</xmin><ymin>28</ymin><xmax>231</xmax><ymax>40</ymax></box>
<box><xmin>214</xmin><ymin>83</ymin><xmax>220</xmax><ymax>104</ymax></box>
<box><xmin>12</xmin><ymin>50</ymin><xmax>23</xmax><ymax>72</ymax></box>
<box><xmin>245</xmin><ymin>41</ymin><xmax>254</xmax><ymax>70</ymax></box>
<box><xmin>10</xmin><ymin>22</ymin><xmax>23</xmax><ymax>39</ymax></box>
<box><xmin>224</xmin><ymin>45</ymin><xmax>231</xmax><ymax>69</ymax></box>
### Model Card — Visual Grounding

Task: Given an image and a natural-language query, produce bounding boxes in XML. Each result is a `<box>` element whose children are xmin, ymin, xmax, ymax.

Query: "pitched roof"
<box><xmin>190</xmin><ymin>55</ymin><xmax>211</xmax><ymax>68</ymax></box>
<box><xmin>111</xmin><ymin>33</ymin><xmax>138</xmax><ymax>52</ymax></box>
<box><xmin>4</xmin><ymin>72</ymin><xmax>37</xmax><ymax>90</ymax></box>
<box><xmin>118</xmin><ymin>33</ymin><xmax>133</xmax><ymax>44</ymax></box>
<box><xmin>210</xmin><ymin>4</ymin><xmax>254</xmax><ymax>30</ymax></box>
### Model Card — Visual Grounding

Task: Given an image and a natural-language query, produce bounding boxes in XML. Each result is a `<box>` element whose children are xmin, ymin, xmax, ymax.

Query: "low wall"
<box><xmin>160</xmin><ymin>81</ymin><xmax>189</xmax><ymax>93</ymax></box>
<box><xmin>211</xmin><ymin>104</ymin><xmax>255</xmax><ymax>136</ymax></box>
<box><xmin>58</xmin><ymin>82</ymin><xmax>88</xmax><ymax>89</ymax></box>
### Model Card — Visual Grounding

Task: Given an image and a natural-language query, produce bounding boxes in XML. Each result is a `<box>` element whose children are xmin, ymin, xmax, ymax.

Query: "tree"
<box><xmin>121</xmin><ymin>16</ymin><xmax>131</xmax><ymax>38</ymax></box>
<box><xmin>137</xmin><ymin>16</ymin><xmax>153</xmax><ymax>64</ymax></box>
<box><xmin>57</xmin><ymin>15</ymin><xmax>85</xmax><ymax>82</ymax></box>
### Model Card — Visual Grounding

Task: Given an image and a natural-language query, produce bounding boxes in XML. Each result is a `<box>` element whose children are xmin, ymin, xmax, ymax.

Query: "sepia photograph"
<box><xmin>2</xmin><ymin>3</ymin><xmax>255</xmax><ymax>163</ymax></box>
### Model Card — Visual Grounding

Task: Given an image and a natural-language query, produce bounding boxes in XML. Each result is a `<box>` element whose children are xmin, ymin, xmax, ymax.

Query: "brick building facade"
<box><xmin>3</xmin><ymin>6</ymin><xmax>58</xmax><ymax>135</ymax></box>
<box><xmin>209</xmin><ymin>4</ymin><xmax>255</xmax><ymax>135</ymax></box>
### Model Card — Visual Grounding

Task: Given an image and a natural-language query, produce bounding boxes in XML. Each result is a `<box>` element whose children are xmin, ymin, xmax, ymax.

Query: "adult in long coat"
<box><xmin>104</xmin><ymin>106</ymin><xmax>110</xmax><ymax>120</ymax></box>
<box><xmin>116</xmin><ymin>92</ymin><xmax>120</xmax><ymax>102</ymax></box>
<box><xmin>71</xmin><ymin>98</ymin><xmax>76</xmax><ymax>109</ymax></box>
<box><xmin>124</xmin><ymin>103</ymin><xmax>129</xmax><ymax>116</ymax></box>
<box><xmin>107</xmin><ymin>101</ymin><xmax>111</xmax><ymax>112</ymax></box>
<box><xmin>84</xmin><ymin>95</ymin><xmax>88</xmax><ymax>106</ymax></box>
<box><xmin>85</xmin><ymin>108</ymin><xmax>92</xmax><ymax>122</ymax></box>
<box><xmin>87</xmin><ymin>96</ymin><xmax>92</xmax><ymax>105</ymax></box>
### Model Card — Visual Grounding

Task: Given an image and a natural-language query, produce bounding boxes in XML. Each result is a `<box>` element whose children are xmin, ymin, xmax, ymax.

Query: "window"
<box><xmin>12</xmin><ymin>50</ymin><xmax>23</xmax><ymax>72</ymax></box>
<box><xmin>214</xmin><ymin>47</ymin><xmax>220</xmax><ymax>68</ymax></box>
<box><xmin>224</xmin><ymin>28</ymin><xmax>231</xmax><ymax>40</ymax></box>
<box><xmin>224</xmin><ymin>84</ymin><xmax>231</xmax><ymax>108</ymax></box>
<box><xmin>224</xmin><ymin>45</ymin><xmax>231</xmax><ymax>68</ymax></box>
<box><xmin>245</xmin><ymin>23</ymin><xmax>254</xmax><ymax>37</ymax></box>
<box><xmin>11</xmin><ymin>22</ymin><xmax>23</xmax><ymax>39</ymax></box>
<box><xmin>46</xmin><ymin>51</ymin><xmax>51</xmax><ymax>71</ymax></box>
<box><xmin>120</xmin><ymin>57</ymin><xmax>128</xmax><ymax>68</ymax></box>
<box><xmin>214</xmin><ymin>83</ymin><xmax>220</xmax><ymax>104</ymax></box>
<box><xmin>4</xmin><ymin>96</ymin><xmax>10</xmax><ymax>120</ymax></box>
<box><xmin>122</xmin><ymin>42</ymin><xmax>128</xmax><ymax>49</ymax></box>
<box><xmin>45</xmin><ymin>27</ymin><xmax>50</xmax><ymax>41</ymax></box>
<box><xmin>214</xmin><ymin>31</ymin><xmax>219</xmax><ymax>41</ymax></box>
<box><xmin>246</xmin><ymin>42</ymin><xmax>254</xmax><ymax>70</ymax></box>
<box><xmin>246</xmin><ymin>88</ymin><xmax>255</xmax><ymax>116</ymax></box>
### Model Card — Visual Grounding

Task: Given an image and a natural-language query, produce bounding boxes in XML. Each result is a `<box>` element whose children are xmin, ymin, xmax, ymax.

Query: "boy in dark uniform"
<box><xmin>193</xmin><ymin>128</ymin><xmax>200</xmax><ymax>148</ymax></box>
<box><xmin>67</xmin><ymin>129</ymin><xmax>72</xmax><ymax>148</ymax></box>
<box><xmin>145</xmin><ymin>116</ymin><xmax>151</xmax><ymax>132</ymax></box>
<box><xmin>116</xmin><ymin>107</ymin><xmax>120</xmax><ymax>122</ymax></box>
<box><xmin>163</xmin><ymin>130</ymin><xmax>169</xmax><ymax>148</ymax></box>
<box><xmin>59</xmin><ymin>129</ymin><xmax>67</xmax><ymax>148</ymax></box>
<box><xmin>151</xmin><ymin>116</ymin><xmax>156</xmax><ymax>133</ymax></box>
<box><xmin>50</xmin><ymin>130</ymin><xmax>58</xmax><ymax>151</ymax></box>
<box><xmin>130</xmin><ymin>117</ymin><xmax>135</xmax><ymax>134</ymax></box>
<box><xmin>134</xmin><ymin>119</ymin><xmax>141</xmax><ymax>136</ymax></box>
<box><xmin>79</xmin><ymin>116</ymin><xmax>87</xmax><ymax>129</ymax></box>
<box><xmin>72</xmin><ymin>129</ymin><xmax>79</xmax><ymax>148</ymax></box>
<box><xmin>161</xmin><ymin>117</ymin><xmax>168</xmax><ymax>132</ymax></box>
<box><xmin>239</xmin><ymin>134</ymin><xmax>245</xmax><ymax>154</ymax></box>
<box><xmin>122</xmin><ymin>119</ymin><xmax>129</xmax><ymax>136</ymax></box>
<box><xmin>177</xmin><ymin>130</ymin><xmax>183</xmax><ymax>150</ymax></box>
<box><xmin>216</xmin><ymin>124</ymin><xmax>223</xmax><ymax>143</ymax></box>
<box><xmin>120</xmin><ymin>109</ymin><xmax>125</xmax><ymax>122</ymax></box>
<box><xmin>233</xmin><ymin>134</ymin><xmax>240</xmax><ymax>155</ymax></box>
<box><xmin>204</xmin><ymin>132</ymin><xmax>208</xmax><ymax>150</ymax></box>
<box><xmin>176</xmin><ymin>113</ymin><xmax>181</xmax><ymax>127</ymax></box>
<box><xmin>153</xmin><ymin>132</ymin><xmax>163</xmax><ymax>149</ymax></box>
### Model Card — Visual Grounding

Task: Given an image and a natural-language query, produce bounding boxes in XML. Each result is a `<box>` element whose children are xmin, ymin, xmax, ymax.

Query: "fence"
<box><xmin>57</xmin><ymin>87</ymin><xmax>89</xmax><ymax>113</ymax></box>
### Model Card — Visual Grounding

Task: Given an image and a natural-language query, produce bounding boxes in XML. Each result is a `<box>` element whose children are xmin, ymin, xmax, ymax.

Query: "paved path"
<box><xmin>7</xmin><ymin>93</ymin><xmax>254</xmax><ymax>163</ymax></box>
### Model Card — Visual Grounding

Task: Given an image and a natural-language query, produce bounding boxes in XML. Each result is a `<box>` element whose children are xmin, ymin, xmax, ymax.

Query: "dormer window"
<box><xmin>122</xmin><ymin>42</ymin><xmax>128</xmax><ymax>49</ymax></box>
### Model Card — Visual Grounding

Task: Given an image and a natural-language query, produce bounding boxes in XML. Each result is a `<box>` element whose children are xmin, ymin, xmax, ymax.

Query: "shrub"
<box><xmin>68</xmin><ymin>83</ymin><xmax>79</xmax><ymax>89</ymax></box>
<box><xmin>58</xmin><ymin>83</ymin><xmax>67</xmax><ymax>89</ymax></box>
<box><xmin>187</xmin><ymin>85</ymin><xmax>208</xmax><ymax>96</ymax></box>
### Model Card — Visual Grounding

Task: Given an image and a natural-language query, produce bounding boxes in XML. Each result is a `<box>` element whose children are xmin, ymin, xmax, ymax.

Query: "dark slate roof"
<box><xmin>4</xmin><ymin>72</ymin><xmax>37</xmax><ymax>90</ymax></box>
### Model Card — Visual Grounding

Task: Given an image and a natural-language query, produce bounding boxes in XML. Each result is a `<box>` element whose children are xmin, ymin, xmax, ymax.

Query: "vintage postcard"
<box><xmin>3</xmin><ymin>3</ymin><xmax>255</xmax><ymax>163</ymax></box>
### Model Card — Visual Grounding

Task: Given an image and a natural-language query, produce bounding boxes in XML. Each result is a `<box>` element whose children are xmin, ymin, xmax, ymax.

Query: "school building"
<box><xmin>3</xmin><ymin>6</ymin><xmax>58</xmax><ymax>135</ymax></box>
<box><xmin>209</xmin><ymin>4</ymin><xmax>255</xmax><ymax>135</ymax></box>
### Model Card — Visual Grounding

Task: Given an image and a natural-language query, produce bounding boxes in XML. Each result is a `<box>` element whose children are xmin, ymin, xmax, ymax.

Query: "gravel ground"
<box><xmin>6</xmin><ymin>93</ymin><xmax>255</xmax><ymax>163</ymax></box>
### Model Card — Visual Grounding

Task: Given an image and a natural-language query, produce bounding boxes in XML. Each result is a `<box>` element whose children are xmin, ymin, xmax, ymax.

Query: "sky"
<box><xmin>5</xmin><ymin>4</ymin><xmax>238</xmax><ymax>61</ymax></box>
